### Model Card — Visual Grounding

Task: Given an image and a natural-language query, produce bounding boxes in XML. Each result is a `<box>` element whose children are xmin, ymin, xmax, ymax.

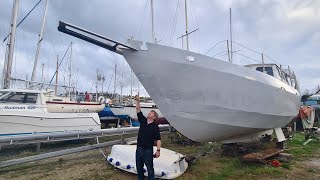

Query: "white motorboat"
<box><xmin>58</xmin><ymin>19</ymin><xmax>300</xmax><ymax>143</ymax></box>
<box><xmin>0</xmin><ymin>89</ymin><xmax>101</xmax><ymax>136</ymax></box>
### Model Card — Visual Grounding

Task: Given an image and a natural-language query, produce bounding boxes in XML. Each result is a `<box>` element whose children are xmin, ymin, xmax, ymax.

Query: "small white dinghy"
<box><xmin>107</xmin><ymin>145</ymin><xmax>188</xmax><ymax>179</ymax></box>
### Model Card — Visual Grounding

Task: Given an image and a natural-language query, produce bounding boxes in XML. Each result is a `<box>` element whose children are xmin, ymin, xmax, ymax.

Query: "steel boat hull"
<box><xmin>121</xmin><ymin>40</ymin><xmax>300</xmax><ymax>142</ymax></box>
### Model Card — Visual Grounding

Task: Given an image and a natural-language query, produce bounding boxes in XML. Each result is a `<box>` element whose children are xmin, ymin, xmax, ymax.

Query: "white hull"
<box><xmin>110</xmin><ymin>106</ymin><xmax>163</xmax><ymax>119</ymax></box>
<box><xmin>107</xmin><ymin>145</ymin><xmax>188</xmax><ymax>179</ymax></box>
<box><xmin>46</xmin><ymin>102</ymin><xmax>104</xmax><ymax>113</ymax></box>
<box><xmin>121</xmin><ymin>40</ymin><xmax>300</xmax><ymax>142</ymax></box>
<box><xmin>0</xmin><ymin>111</ymin><xmax>101</xmax><ymax>136</ymax></box>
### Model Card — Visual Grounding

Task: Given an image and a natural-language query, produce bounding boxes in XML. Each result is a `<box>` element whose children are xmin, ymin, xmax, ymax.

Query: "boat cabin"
<box><xmin>245</xmin><ymin>64</ymin><xmax>299</xmax><ymax>90</ymax></box>
<box><xmin>0</xmin><ymin>89</ymin><xmax>53</xmax><ymax>106</ymax></box>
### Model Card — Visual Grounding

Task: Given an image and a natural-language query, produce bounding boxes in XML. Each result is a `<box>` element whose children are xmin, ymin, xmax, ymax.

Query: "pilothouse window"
<box><xmin>0</xmin><ymin>92</ymin><xmax>37</xmax><ymax>104</ymax></box>
<box><xmin>256</xmin><ymin>67</ymin><xmax>274</xmax><ymax>77</ymax></box>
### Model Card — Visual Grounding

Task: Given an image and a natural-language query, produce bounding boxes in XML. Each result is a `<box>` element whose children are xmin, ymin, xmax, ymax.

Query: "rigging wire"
<box><xmin>138</xmin><ymin>0</ymin><xmax>150</xmax><ymax>40</ymax></box>
<box><xmin>47</xmin><ymin>42</ymin><xmax>72</xmax><ymax>87</ymax></box>
<box><xmin>133</xmin><ymin>0</ymin><xmax>149</xmax><ymax>39</ymax></box>
<box><xmin>3</xmin><ymin>0</ymin><xmax>43</xmax><ymax>43</ymax></box>
<box><xmin>204</xmin><ymin>40</ymin><xmax>227</xmax><ymax>55</ymax></box>
<box><xmin>169</xmin><ymin>0</ymin><xmax>181</xmax><ymax>46</ymax></box>
<box><xmin>189</xmin><ymin>0</ymin><xmax>200</xmax><ymax>52</ymax></box>
<box><xmin>212</xmin><ymin>51</ymin><xmax>228</xmax><ymax>58</ymax></box>
<box><xmin>234</xmin><ymin>52</ymin><xmax>261</xmax><ymax>63</ymax></box>
<box><xmin>232</xmin><ymin>41</ymin><xmax>261</xmax><ymax>55</ymax></box>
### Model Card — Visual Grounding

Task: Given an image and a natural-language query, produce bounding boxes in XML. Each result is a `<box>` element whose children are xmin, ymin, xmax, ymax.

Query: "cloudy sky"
<box><xmin>0</xmin><ymin>0</ymin><xmax>319</xmax><ymax>96</ymax></box>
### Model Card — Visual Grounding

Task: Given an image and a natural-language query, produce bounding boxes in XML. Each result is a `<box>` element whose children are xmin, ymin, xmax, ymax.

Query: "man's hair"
<box><xmin>150</xmin><ymin>110</ymin><xmax>158</xmax><ymax>120</ymax></box>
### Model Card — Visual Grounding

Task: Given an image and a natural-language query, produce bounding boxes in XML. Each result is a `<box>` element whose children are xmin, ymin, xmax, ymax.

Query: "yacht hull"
<box><xmin>0</xmin><ymin>112</ymin><xmax>101</xmax><ymax>136</ymax></box>
<box><xmin>46</xmin><ymin>102</ymin><xmax>105</xmax><ymax>113</ymax></box>
<box><xmin>121</xmin><ymin>40</ymin><xmax>300</xmax><ymax>142</ymax></box>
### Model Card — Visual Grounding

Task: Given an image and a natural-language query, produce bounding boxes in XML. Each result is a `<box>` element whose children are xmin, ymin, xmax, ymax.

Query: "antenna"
<box><xmin>229</xmin><ymin>8</ymin><xmax>233</xmax><ymax>63</ymax></box>
<box><xmin>184</xmin><ymin>0</ymin><xmax>189</xmax><ymax>51</ymax></box>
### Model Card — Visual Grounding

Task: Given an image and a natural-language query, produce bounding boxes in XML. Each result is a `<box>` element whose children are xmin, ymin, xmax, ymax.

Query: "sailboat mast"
<box><xmin>40</xmin><ymin>63</ymin><xmax>44</xmax><ymax>82</ymax></box>
<box><xmin>130</xmin><ymin>70</ymin><xmax>133</xmax><ymax>104</ymax></box>
<box><xmin>113</xmin><ymin>64</ymin><xmax>117</xmax><ymax>99</ymax></box>
<box><xmin>150</xmin><ymin>0</ymin><xmax>155</xmax><ymax>43</ymax></box>
<box><xmin>3</xmin><ymin>0</ymin><xmax>19</xmax><ymax>89</ymax></box>
<box><xmin>31</xmin><ymin>0</ymin><xmax>49</xmax><ymax>83</ymax></box>
<box><xmin>55</xmin><ymin>55</ymin><xmax>59</xmax><ymax>95</ymax></box>
<box><xmin>68</xmin><ymin>42</ymin><xmax>72</xmax><ymax>99</ymax></box>
<box><xmin>96</xmin><ymin>69</ymin><xmax>98</xmax><ymax>102</ymax></box>
<box><xmin>229</xmin><ymin>8</ymin><xmax>233</xmax><ymax>63</ymax></box>
<box><xmin>184</xmin><ymin>0</ymin><xmax>189</xmax><ymax>51</ymax></box>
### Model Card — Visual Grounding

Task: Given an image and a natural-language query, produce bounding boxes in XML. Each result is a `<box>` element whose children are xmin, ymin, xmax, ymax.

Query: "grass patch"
<box><xmin>202</xmin><ymin>158</ymin><xmax>283</xmax><ymax>180</ymax></box>
<box><xmin>287</xmin><ymin>132</ymin><xmax>320</xmax><ymax>159</ymax></box>
<box><xmin>1</xmin><ymin>132</ymin><xmax>320</xmax><ymax>180</ymax></box>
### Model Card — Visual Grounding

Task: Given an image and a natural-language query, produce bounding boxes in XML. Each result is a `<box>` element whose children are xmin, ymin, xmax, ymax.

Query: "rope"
<box><xmin>3</xmin><ymin>0</ymin><xmax>43</xmax><ymax>43</ymax></box>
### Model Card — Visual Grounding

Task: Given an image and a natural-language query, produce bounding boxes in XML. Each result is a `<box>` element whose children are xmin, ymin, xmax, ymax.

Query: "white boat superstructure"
<box><xmin>0</xmin><ymin>89</ymin><xmax>101</xmax><ymax>136</ymax></box>
<box><xmin>45</xmin><ymin>92</ymin><xmax>105</xmax><ymax>113</ymax></box>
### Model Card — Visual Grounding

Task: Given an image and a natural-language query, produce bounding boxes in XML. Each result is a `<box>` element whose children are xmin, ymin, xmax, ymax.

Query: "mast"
<box><xmin>75</xmin><ymin>68</ymin><xmax>78</xmax><ymax>100</ymax></box>
<box><xmin>68</xmin><ymin>42</ymin><xmax>72</xmax><ymax>99</ymax></box>
<box><xmin>130</xmin><ymin>70</ymin><xmax>133</xmax><ymax>105</ymax></box>
<box><xmin>55</xmin><ymin>55</ymin><xmax>59</xmax><ymax>95</ymax></box>
<box><xmin>261</xmin><ymin>53</ymin><xmax>265</xmax><ymax>73</ymax></box>
<box><xmin>40</xmin><ymin>63</ymin><xmax>44</xmax><ymax>82</ymax></box>
<box><xmin>96</xmin><ymin>69</ymin><xmax>98</xmax><ymax>102</ymax></box>
<box><xmin>31</xmin><ymin>0</ymin><xmax>49</xmax><ymax>83</ymax></box>
<box><xmin>226</xmin><ymin>40</ymin><xmax>231</xmax><ymax>62</ymax></box>
<box><xmin>113</xmin><ymin>64</ymin><xmax>117</xmax><ymax>99</ymax></box>
<box><xmin>229</xmin><ymin>8</ymin><xmax>233</xmax><ymax>63</ymax></box>
<box><xmin>184</xmin><ymin>0</ymin><xmax>189</xmax><ymax>51</ymax></box>
<box><xmin>25</xmin><ymin>74</ymin><xmax>28</xmax><ymax>88</ymax></box>
<box><xmin>3</xmin><ymin>0</ymin><xmax>19</xmax><ymax>89</ymax></box>
<box><xmin>150</xmin><ymin>0</ymin><xmax>155</xmax><ymax>43</ymax></box>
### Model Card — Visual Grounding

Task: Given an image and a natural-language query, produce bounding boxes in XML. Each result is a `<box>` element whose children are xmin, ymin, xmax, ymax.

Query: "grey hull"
<box><xmin>121</xmin><ymin>40</ymin><xmax>300</xmax><ymax>142</ymax></box>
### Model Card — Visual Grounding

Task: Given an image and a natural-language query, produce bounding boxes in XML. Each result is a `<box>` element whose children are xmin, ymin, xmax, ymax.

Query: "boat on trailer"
<box><xmin>0</xmin><ymin>89</ymin><xmax>101</xmax><ymax>136</ymax></box>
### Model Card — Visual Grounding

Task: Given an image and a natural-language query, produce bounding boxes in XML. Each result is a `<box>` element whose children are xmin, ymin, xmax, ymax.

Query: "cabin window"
<box><xmin>0</xmin><ymin>92</ymin><xmax>37</xmax><ymax>104</ymax></box>
<box><xmin>256</xmin><ymin>67</ymin><xmax>274</xmax><ymax>76</ymax></box>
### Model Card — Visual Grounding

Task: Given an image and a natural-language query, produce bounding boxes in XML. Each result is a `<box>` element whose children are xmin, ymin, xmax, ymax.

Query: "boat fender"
<box><xmin>154</xmin><ymin>169</ymin><xmax>166</xmax><ymax>177</ymax></box>
<box><xmin>108</xmin><ymin>157</ymin><xmax>113</xmax><ymax>162</ymax></box>
<box><xmin>116</xmin><ymin>161</ymin><xmax>121</xmax><ymax>166</ymax></box>
<box><xmin>98</xmin><ymin>96</ymin><xmax>105</xmax><ymax>103</ymax></box>
<box><xmin>120</xmin><ymin>163</ymin><xmax>129</xmax><ymax>169</ymax></box>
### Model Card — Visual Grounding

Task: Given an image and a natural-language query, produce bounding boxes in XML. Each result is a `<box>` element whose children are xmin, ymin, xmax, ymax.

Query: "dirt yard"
<box><xmin>1</xmin><ymin>133</ymin><xmax>320</xmax><ymax>180</ymax></box>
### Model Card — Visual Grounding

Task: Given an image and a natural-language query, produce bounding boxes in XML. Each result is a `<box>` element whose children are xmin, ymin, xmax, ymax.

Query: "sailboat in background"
<box><xmin>0</xmin><ymin>0</ymin><xmax>101</xmax><ymax>136</ymax></box>
<box><xmin>58</xmin><ymin>0</ymin><xmax>300</xmax><ymax>143</ymax></box>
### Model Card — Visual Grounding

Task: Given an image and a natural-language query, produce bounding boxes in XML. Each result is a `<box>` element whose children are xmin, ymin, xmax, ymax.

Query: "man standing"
<box><xmin>135</xmin><ymin>94</ymin><xmax>161</xmax><ymax>180</ymax></box>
